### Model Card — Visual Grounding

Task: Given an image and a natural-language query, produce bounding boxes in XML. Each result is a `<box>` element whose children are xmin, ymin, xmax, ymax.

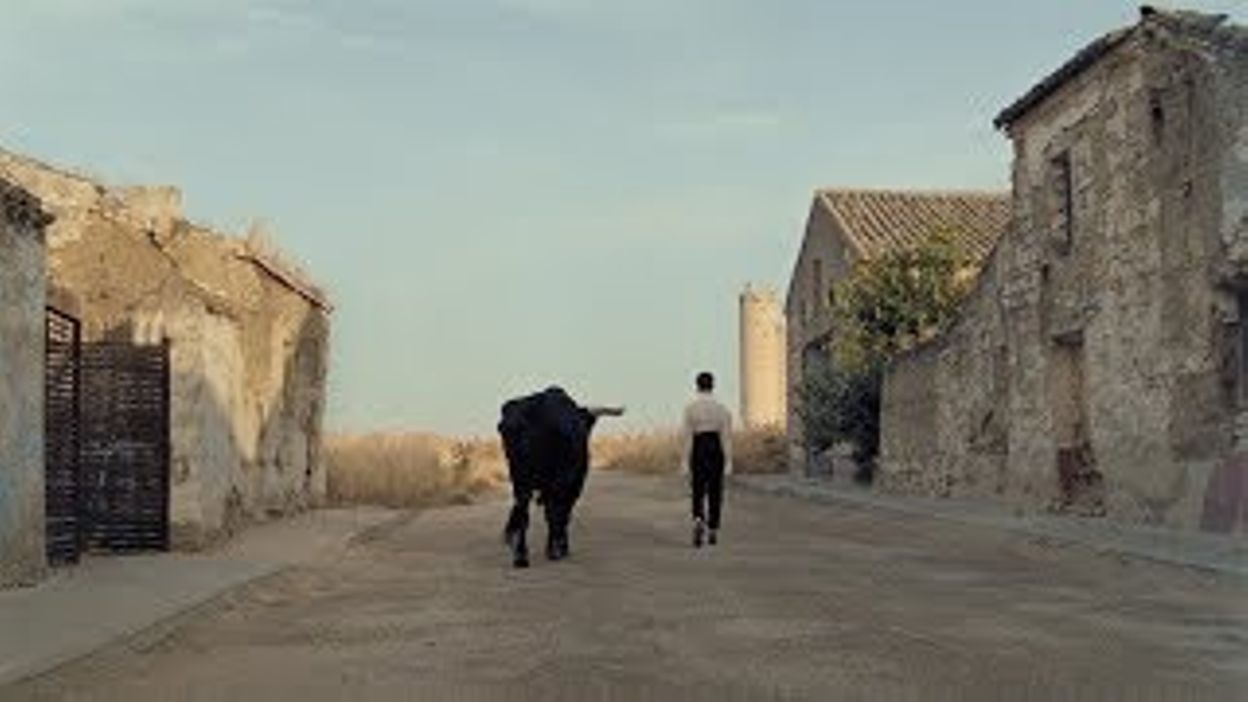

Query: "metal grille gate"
<box><xmin>44</xmin><ymin>307</ymin><xmax>82</xmax><ymax>565</ymax></box>
<box><xmin>80</xmin><ymin>341</ymin><xmax>171</xmax><ymax>553</ymax></box>
<box><xmin>44</xmin><ymin>308</ymin><xmax>171</xmax><ymax>562</ymax></box>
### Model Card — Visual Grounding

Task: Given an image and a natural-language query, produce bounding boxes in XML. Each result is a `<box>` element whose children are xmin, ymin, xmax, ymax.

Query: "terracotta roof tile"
<box><xmin>815</xmin><ymin>188</ymin><xmax>1009</xmax><ymax>263</ymax></box>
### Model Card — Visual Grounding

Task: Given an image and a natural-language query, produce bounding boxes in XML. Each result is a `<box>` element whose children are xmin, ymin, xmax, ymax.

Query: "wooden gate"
<box><xmin>44</xmin><ymin>313</ymin><xmax>172</xmax><ymax>560</ymax></box>
<box><xmin>44</xmin><ymin>307</ymin><xmax>83</xmax><ymax>565</ymax></box>
<box><xmin>79</xmin><ymin>341</ymin><xmax>172</xmax><ymax>553</ymax></box>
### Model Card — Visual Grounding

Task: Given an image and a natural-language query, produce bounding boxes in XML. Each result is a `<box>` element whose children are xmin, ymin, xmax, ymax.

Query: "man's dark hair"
<box><xmin>696</xmin><ymin>372</ymin><xmax>714</xmax><ymax>392</ymax></box>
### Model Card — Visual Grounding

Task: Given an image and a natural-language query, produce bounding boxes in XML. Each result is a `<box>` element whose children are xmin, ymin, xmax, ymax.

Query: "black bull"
<box><xmin>497</xmin><ymin>387</ymin><xmax>622</xmax><ymax>568</ymax></box>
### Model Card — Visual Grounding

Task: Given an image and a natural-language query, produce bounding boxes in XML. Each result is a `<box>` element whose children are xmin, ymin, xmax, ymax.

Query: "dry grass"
<box><xmin>325</xmin><ymin>432</ymin><xmax>507</xmax><ymax>508</ymax></box>
<box><xmin>593</xmin><ymin>428</ymin><xmax>789</xmax><ymax>476</ymax></box>
<box><xmin>325</xmin><ymin>426</ymin><xmax>789</xmax><ymax>508</ymax></box>
<box><xmin>592</xmin><ymin>432</ymin><xmax>682</xmax><ymax>475</ymax></box>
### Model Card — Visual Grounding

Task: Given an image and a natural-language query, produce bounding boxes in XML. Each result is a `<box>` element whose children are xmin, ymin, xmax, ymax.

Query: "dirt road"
<box><xmin>8</xmin><ymin>473</ymin><xmax>1246</xmax><ymax>701</ymax></box>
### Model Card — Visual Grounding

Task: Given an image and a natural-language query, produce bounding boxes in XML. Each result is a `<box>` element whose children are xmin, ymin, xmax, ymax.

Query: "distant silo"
<box><xmin>739</xmin><ymin>285</ymin><xmax>786</xmax><ymax>429</ymax></box>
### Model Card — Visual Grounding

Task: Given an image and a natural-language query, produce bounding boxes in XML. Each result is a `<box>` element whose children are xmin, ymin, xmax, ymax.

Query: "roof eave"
<box><xmin>994</xmin><ymin>6</ymin><xmax>1237</xmax><ymax>131</ymax></box>
<box><xmin>993</xmin><ymin>27</ymin><xmax>1135</xmax><ymax>131</ymax></box>
<box><xmin>237</xmin><ymin>252</ymin><xmax>333</xmax><ymax>313</ymax></box>
<box><xmin>1</xmin><ymin>177</ymin><xmax>55</xmax><ymax>231</ymax></box>
<box><xmin>816</xmin><ymin>191</ymin><xmax>871</xmax><ymax>261</ymax></box>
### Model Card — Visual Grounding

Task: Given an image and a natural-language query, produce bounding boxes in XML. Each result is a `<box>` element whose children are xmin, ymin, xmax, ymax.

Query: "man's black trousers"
<box><xmin>690</xmin><ymin>432</ymin><xmax>725</xmax><ymax>530</ymax></box>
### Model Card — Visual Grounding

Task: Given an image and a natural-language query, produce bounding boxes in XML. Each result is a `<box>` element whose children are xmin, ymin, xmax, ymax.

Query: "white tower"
<box><xmin>739</xmin><ymin>284</ymin><xmax>786</xmax><ymax>429</ymax></box>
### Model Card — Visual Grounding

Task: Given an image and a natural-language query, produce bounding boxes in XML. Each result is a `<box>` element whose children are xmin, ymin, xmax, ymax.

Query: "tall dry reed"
<box><xmin>326</xmin><ymin>426</ymin><xmax>788</xmax><ymax>509</ymax></box>
<box><xmin>325</xmin><ymin>432</ymin><xmax>507</xmax><ymax>508</ymax></box>
<box><xmin>593</xmin><ymin>428</ymin><xmax>788</xmax><ymax>475</ymax></box>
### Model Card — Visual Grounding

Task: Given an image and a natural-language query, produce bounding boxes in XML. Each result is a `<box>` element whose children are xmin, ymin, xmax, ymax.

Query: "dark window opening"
<box><xmin>1237</xmin><ymin>290</ymin><xmax>1248</xmax><ymax>407</ymax></box>
<box><xmin>801</xmin><ymin>341</ymin><xmax>829</xmax><ymax>384</ymax></box>
<box><xmin>1149</xmin><ymin>91</ymin><xmax>1166</xmax><ymax>144</ymax></box>
<box><xmin>1051</xmin><ymin>152</ymin><xmax>1073</xmax><ymax>254</ymax></box>
<box><xmin>812</xmin><ymin>257</ymin><xmax>825</xmax><ymax>310</ymax></box>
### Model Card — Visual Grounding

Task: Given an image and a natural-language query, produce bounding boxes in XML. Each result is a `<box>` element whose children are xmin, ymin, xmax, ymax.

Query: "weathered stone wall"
<box><xmin>784</xmin><ymin>199</ymin><xmax>856</xmax><ymax>472</ymax></box>
<box><xmin>0</xmin><ymin>181</ymin><xmax>49</xmax><ymax>587</ymax></box>
<box><xmin>880</xmin><ymin>254</ymin><xmax>1010</xmax><ymax>501</ymax></box>
<box><xmin>880</xmin><ymin>13</ymin><xmax>1248</xmax><ymax>535</ymax></box>
<box><xmin>1201</xmin><ymin>20</ymin><xmax>1248</xmax><ymax>534</ymax></box>
<box><xmin>879</xmin><ymin>343</ymin><xmax>940</xmax><ymax>485</ymax></box>
<box><xmin>0</xmin><ymin>149</ymin><xmax>330</xmax><ymax>549</ymax></box>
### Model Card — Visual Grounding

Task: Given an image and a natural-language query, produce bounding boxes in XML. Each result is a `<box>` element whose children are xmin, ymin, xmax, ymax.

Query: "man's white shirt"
<box><xmin>679</xmin><ymin>391</ymin><xmax>734</xmax><ymax>476</ymax></box>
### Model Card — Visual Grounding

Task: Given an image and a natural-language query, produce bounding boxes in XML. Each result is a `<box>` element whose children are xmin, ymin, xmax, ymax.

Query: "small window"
<box><xmin>1237</xmin><ymin>291</ymin><xmax>1248</xmax><ymax>407</ymax></box>
<box><xmin>1051</xmin><ymin>152</ymin><xmax>1073</xmax><ymax>253</ymax></box>
<box><xmin>1149</xmin><ymin>90</ymin><xmax>1166</xmax><ymax>145</ymax></box>
<box><xmin>812</xmin><ymin>258</ymin><xmax>825</xmax><ymax>310</ymax></box>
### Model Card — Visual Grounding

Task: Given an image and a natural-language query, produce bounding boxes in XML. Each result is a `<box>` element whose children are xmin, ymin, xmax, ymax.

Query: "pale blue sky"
<box><xmin>3</xmin><ymin>1</ymin><xmax>1244</xmax><ymax>435</ymax></box>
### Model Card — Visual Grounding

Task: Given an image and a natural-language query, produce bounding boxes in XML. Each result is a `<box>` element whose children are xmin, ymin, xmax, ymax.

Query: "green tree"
<box><xmin>794</xmin><ymin>355</ymin><xmax>881</xmax><ymax>470</ymax></box>
<box><xmin>833</xmin><ymin>231</ymin><xmax>973</xmax><ymax>367</ymax></box>
<box><xmin>796</xmin><ymin>231</ymin><xmax>972</xmax><ymax>482</ymax></box>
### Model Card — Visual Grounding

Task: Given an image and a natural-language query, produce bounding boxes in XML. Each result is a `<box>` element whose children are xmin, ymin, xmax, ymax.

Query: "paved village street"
<box><xmin>5</xmin><ymin>472</ymin><xmax>1246</xmax><ymax>701</ymax></box>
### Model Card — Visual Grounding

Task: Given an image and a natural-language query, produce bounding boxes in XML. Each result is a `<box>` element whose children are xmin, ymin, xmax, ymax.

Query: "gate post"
<box><xmin>44</xmin><ymin>307</ymin><xmax>83</xmax><ymax>566</ymax></box>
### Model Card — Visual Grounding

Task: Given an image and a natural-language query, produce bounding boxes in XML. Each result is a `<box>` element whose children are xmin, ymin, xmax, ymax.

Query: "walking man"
<box><xmin>680</xmin><ymin>371</ymin><xmax>733</xmax><ymax>547</ymax></box>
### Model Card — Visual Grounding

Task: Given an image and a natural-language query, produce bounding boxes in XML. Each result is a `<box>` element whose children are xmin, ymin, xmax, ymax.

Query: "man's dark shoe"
<box><xmin>708</xmin><ymin>529</ymin><xmax>718</xmax><ymax>546</ymax></box>
<box><xmin>546</xmin><ymin>533</ymin><xmax>570</xmax><ymax>561</ymax></box>
<box><xmin>693</xmin><ymin>519</ymin><xmax>705</xmax><ymax>548</ymax></box>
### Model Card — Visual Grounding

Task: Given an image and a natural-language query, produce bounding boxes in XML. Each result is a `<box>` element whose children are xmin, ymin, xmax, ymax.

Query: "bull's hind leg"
<box><xmin>504</xmin><ymin>492</ymin><xmax>532</xmax><ymax>568</ymax></box>
<box><xmin>547</xmin><ymin>462</ymin><xmax>587</xmax><ymax>561</ymax></box>
<box><xmin>543</xmin><ymin>492</ymin><xmax>570</xmax><ymax>561</ymax></box>
<box><xmin>547</xmin><ymin>448</ymin><xmax>587</xmax><ymax>561</ymax></box>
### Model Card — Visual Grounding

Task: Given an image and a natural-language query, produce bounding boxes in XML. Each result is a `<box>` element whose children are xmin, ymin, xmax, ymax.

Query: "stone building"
<box><xmin>784</xmin><ymin>188</ymin><xmax>1010</xmax><ymax>472</ymax></box>
<box><xmin>739</xmin><ymin>284</ymin><xmax>786</xmax><ymax>430</ymax></box>
<box><xmin>878</xmin><ymin>8</ymin><xmax>1248</xmax><ymax>534</ymax></box>
<box><xmin>0</xmin><ymin>178</ymin><xmax>53</xmax><ymax>587</ymax></box>
<box><xmin>0</xmin><ymin>148</ymin><xmax>332</xmax><ymax>549</ymax></box>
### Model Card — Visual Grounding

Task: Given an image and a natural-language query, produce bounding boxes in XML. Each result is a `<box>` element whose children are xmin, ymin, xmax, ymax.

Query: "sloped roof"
<box><xmin>1</xmin><ymin>145</ymin><xmax>331</xmax><ymax>312</ymax></box>
<box><xmin>815</xmin><ymin>188</ymin><xmax>1010</xmax><ymax>263</ymax></box>
<box><xmin>239</xmin><ymin>247</ymin><xmax>333</xmax><ymax>312</ymax></box>
<box><xmin>994</xmin><ymin>6</ymin><xmax>1240</xmax><ymax>129</ymax></box>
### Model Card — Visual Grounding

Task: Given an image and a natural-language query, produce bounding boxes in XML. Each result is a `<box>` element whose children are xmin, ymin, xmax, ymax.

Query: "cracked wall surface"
<box><xmin>0</xmin><ymin>149</ymin><xmax>331</xmax><ymax>549</ymax></box>
<box><xmin>0</xmin><ymin>180</ymin><xmax>49</xmax><ymax>587</ymax></box>
<box><xmin>879</xmin><ymin>11</ymin><xmax>1248</xmax><ymax>535</ymax></box>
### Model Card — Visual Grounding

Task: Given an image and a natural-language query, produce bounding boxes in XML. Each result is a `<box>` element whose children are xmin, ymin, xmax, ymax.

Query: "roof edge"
<box><xmin>815</xmin><ymin>190</ymin><xmax>870</xmax><ymax>260</ymax></box>
<box><xmin>1</xmin><ymin>176</ymin><xmax>55</xmax><ymax>231</ymax></box>
<box><xmin>993</xmin><ymin>6</ymin><xmax>1234</xmax><ymax>130</ymax></box>
<box><xmin>992</xmin><ymin>27</ymin><xmax>1134</xmax><ymax>130</ymax></box>
<box><xmin>815</xmin><ymin>186</ymin><xmax>1009</xmax><ymax>200</ymax></box>
<box><xmin>238</xmin><ymin>250</ymin><xmax>333</xmax><ymax>313</ymax></box>
<box><xmin>0</xmin><ymin>146</ymin><xmax>108</xmax><ymax>190</ymax></box>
